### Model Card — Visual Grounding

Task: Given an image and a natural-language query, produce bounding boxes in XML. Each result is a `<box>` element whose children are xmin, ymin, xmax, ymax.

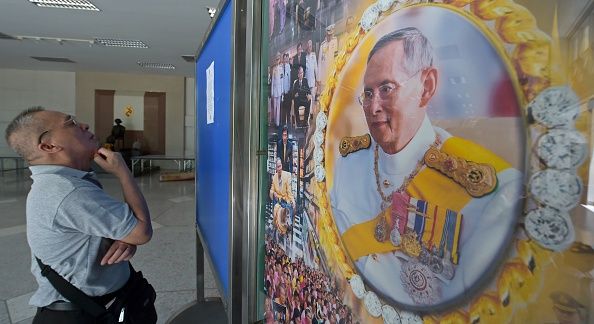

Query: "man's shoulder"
<box><xmin>333</xmin><ymin>142</ymin><xmax>373</xmax><ymax>179</ymax></box>
<box><xmin>441</xmin><ymin>135</ymin><xmax>512</xmax><ymax>172</ymax></box>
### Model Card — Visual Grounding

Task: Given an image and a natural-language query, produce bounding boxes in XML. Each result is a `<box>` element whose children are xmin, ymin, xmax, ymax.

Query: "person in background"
<box><xmin>305</xmin><ymin>39</ymin><xmax>318</xmax><ymax>107</ymax></box>
<box><xmin>282</xmin><ymin>53</ymin><xmax>293</xmax><ymax>127</ymax></box>
<box><xmin>318</xmin><ymin>24</ymin><xmax>338</xmax><ymax>94</ymax></box>
<box><xmin>291</xmin><ymin>66</ymin><xmax>312</xmax><ymax>128</ymax></box>
<box><xmin>111</xmin><ymin>118</ymin><xmax>126</xmax><ymax>151</ymax></box>
<box><xmin>272</xmin><ymin>53</ymin><xmax>284</xmax><ymax>127</ymax></box>
<box><xmin>277</xmin><ymin>125</ymin><xmax>294</xmax><ymax>172</ymax></box>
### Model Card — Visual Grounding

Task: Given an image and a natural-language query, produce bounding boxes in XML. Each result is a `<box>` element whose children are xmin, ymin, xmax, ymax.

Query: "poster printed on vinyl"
<box><xmin>263</xmin><ymin>0</ymin><xmax>594</xmax><ymax>323</ymax></box>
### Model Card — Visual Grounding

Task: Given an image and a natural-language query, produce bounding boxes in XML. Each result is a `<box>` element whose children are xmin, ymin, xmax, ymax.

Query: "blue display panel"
<box><xmin>196</xmin><ymin>0</ymin><xmax>232</xmax><ymax>297</ymax></box>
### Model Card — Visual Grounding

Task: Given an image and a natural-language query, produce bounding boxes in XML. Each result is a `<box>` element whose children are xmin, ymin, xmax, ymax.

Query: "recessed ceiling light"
<box><xmin>181</xmin><ymin>55</ymin><xmax>196</xmax><ymax>62</ymax></box>
<box><xmin>137</xmin><ymin>62</ymin><xmax>176</xmax><ymax>70</ymax></box>
<box><xmin>28</xmin><ymin>0</ymin><xmax>100</xmax><ymax>11</ymax></box>
<box><xmin>31</xmin><ymin>56</ymin><xmax>75</xmax><ymax>63</ymax></box>
<box><xmin>94</xmin><ymin>38</ymin><xmax>149</xmax><ymax>48</ymax></box>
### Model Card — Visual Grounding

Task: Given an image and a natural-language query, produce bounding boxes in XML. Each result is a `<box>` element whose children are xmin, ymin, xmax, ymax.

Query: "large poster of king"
<box><xmin>328</xmin><ymin>11</ymin><xmax>524</xmax><ymax>310</ymax></box>
<box><xmin>263</xmin><ymin>0</ymin><xmax>594</xmax><ymax>323</ymax></box>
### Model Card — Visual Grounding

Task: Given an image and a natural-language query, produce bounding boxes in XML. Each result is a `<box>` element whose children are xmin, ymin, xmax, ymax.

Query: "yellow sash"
<box><xmin>340</xmin><ymin>136</ymin><xmax>512</xmax><ymax>261</ymax></box>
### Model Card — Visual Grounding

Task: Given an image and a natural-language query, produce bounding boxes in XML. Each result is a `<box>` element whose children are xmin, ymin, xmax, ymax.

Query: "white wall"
<box><xmin>0</xmin><ymin>69</ymin><xmax>76</xmax><ymax>156</ymax></box>
<box><xmin>76</xmin><ymin>71</ymin><xmax>186</xmax><ymax>156</ymax></box>
<box><xmin>1</xmin><ymin>69</ymin><xmax>190</xmax><ymax>169</ymax></box>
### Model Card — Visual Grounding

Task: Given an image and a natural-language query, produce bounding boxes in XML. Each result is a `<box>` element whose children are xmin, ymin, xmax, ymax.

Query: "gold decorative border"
<box><xmin>311</xmin><ymin>0</ymin><xmax>568</xmax><ymax>322</ymax></box>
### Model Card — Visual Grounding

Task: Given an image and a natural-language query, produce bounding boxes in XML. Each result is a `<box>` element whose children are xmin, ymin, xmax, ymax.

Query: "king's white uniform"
<box><xmin>330</xmin><ymin>116</ymin><xmax>523</xmax><ymax>306</ymax></box>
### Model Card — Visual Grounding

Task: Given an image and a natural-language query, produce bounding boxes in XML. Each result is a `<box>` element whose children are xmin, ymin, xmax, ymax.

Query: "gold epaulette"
<box><xmin>339</xmin><ymin>134</ymin><xmax>371</xmax><ymax>157</ymax></box>
<box><xmin>423</xmin><ymin>146</ymin><xmax>497</xmax><ymax>198</ymax></box>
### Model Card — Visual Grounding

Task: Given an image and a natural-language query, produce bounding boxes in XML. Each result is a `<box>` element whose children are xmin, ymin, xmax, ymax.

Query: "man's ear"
<box><xmin>419</xmin><ymin>67</ymin><xmax>438</xmax><ymax>108</ymax></box>
<box><xmin>38</xmin><ymin>142</ymin><xmax>62</xmax><ymax>153</ymax></box>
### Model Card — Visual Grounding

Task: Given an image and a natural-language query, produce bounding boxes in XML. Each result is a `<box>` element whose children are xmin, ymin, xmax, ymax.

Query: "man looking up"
<box><xmin>5</xmin><ymin>107</ymin><xmax>152</xmax><ymax>323</ymax></box>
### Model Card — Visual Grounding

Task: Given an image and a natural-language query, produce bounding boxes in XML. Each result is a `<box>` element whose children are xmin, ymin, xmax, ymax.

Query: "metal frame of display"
<box><xmin>189</xmin><ymin>0</ymin><xmax>264</xmax><ymax>323</ymax></box>
<box><xmin>230</xmin><ymin>0</ymin><xmax>263</xmax><ymax>322</ymax></box>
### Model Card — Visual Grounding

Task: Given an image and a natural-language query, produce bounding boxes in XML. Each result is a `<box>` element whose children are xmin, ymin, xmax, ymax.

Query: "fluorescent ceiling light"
<box><xmin>28</xmin><ymin>0</ymin><xmax>100</xmax><ymax>11</ymax></box>
<box><xmin>94</xmin><ymin>38</ymin><xmax>149</xmax><ymax>48</ymax></box>
<box><xmin>137</xmin><ymin>62</ymin><xmax>176</xmax><ymax>70</ymax></box>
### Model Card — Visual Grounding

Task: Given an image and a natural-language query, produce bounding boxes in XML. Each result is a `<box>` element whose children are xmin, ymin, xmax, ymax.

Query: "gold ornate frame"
<box><xmin>309</xmin><ymin>0</ymin><xmax>582</xmax><ymax>322</ymax></box>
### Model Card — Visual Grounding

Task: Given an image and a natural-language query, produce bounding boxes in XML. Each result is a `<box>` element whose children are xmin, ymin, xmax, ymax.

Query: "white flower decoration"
<box><xmin>314</xmin><ymin>147</ymin><xmax>324</xmax><ymax>163</ymax></box>
<box><xmin>313</xmin><ymin>130</ymin><xmax>324</xmax><ymax>146</ymax></box>
<box><xmin>349</xmin><ymin>274</ymin><xmax>366</xmax><ymax>299</ymax></box>
<box><xmin>525</xmin><ymin>207</ymin><xmax>575</xmax><ymax>251</ymax></box>
<box><xmin>536</xmin><ymin>129</ymin><xmax>587</xmax><ymax>170</ymax></box>
<box><xmin>364</xmin><ymin>291</ymin><xmax>383</xmax><ymax>318</ymax></box>
<box><xmin>377</xmin><ymin>0</ymin><xmax>396</xmax><ymax>12</ymax></box>
<box><xmin>528</xmin><ymin>86</ymin><xmax>580</xmax><ymax>129</ymax></box>
<box><xmin>382</xmin><ymin>305</ymin><xmax>401</xmax><ymax>324</ymax></box>
<box><xmin>316</xmin><ymin>111</ymin><xmax>328</xmax><ymax>130</ymax></box>
<box><xmin>399</xmin><ymin>310</ymin><xmax>423</xmax><ymax>324</ymax></box>
<box><xmin>314</xmin><ymin>164</ymin><xmax>326</xmax><ymax>182</ymax></box>
<box><xmin>529</xmin><ymin>169</ymin><xmax>582</xmax><ymax>211</ymax></box>
<box><xmin>360</xmin><ymin>4</ymin><xmax>381</xmax><ymax>31</ymax></box>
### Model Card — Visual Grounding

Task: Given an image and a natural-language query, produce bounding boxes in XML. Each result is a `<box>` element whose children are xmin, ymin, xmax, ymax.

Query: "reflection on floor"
<box><xmin>0</xmin><ymin>170</ymin><xmax>220</xmax><ymax>324</ymax></box>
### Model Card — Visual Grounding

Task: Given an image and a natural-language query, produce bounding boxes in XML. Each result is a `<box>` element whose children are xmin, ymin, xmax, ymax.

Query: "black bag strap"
<box><xmin>35</xmin><ymin>257</ymin><xmax>109</xmax><ymax>318</ymax></box>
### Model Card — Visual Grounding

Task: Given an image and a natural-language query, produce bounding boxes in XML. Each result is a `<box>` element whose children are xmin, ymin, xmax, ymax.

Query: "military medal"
<box><xmin>441</xmin><ymin>251</ymin><xmax>455</xmax><ymax>280</ymax></box>
<box><xmin>400</xmin><ymin>261</ymin><xmax>440</xmax><ymax>305</ymax></box>
<box><xmin>528</xmin><ymin>86</ymin><xmax>580</xmax><ymax>129</ymax></box>
<box><xmin>375</xmin><ymin>216</ymin><xmax>389</xmax><ymax>242</ymax></box>
<box><xmin>525</xmin><ymin>207</ymin><xmax>575</xmax><ymax>251</ymax></box>
<box><xmin>428</xmin><ymin>254</ymin><xmax>444</xmax><ymax>274</ymax></box>
<box><xmin>390</xmin><ymin>227</ymin><xmax>402</xmax><ymax>247</ymax></box>
<box><xmin>401</xmin><ymin>231</ymin><xmax>422</xmax><ymax>258</ymax></box>
<box><xmin>364</xmin><ymin>291</ymin><xmax>383</xmax><ymax>318</ymax></box>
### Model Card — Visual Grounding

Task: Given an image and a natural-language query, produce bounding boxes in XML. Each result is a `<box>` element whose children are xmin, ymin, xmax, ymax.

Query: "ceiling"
<box><xmin>0</xmin><ymin>0</ymin><xmax>221</xmax><ymax>77</ymax></box>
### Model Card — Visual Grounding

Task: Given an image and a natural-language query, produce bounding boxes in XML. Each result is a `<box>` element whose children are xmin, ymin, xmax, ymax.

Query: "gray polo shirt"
<box><xmin>27</xmin><ymin>165</ymin><xmax>138</xmax><ymax>307</ymax></box>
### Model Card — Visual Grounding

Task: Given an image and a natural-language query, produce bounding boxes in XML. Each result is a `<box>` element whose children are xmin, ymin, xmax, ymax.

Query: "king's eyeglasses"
<box><xmin>357</xmin><ymin>71</ymin><xmax>421</xmax><ymax>108</ymax></box>
<box><xmin>38</xmin><ymin>116</ymin><xmax>79</xmax><ymax>144</ymax></box>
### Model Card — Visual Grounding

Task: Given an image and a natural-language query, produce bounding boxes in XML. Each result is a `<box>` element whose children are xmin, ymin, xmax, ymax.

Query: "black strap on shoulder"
<box><xmin>35</xmin><ymin>257</ymin><xmax>109</xmax><ymax>318</ymax></box>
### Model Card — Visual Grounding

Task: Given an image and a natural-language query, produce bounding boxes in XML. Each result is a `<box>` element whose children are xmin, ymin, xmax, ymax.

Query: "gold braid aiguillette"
<box><xmin>339</xmin><ymin>134</ymin><xmax>371</xmax><ymax>157</ymax></box>
<box><xmin>423</xmin><ymin>146</ymin><xmax>497</xmax><ymax>198</ymax></box>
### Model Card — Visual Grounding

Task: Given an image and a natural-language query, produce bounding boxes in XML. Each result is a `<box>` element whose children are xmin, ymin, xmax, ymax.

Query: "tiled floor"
<box><xmin>0</xmin><ymin>169</ymin><xmax>221</xmax><ymax>324</ymax></box>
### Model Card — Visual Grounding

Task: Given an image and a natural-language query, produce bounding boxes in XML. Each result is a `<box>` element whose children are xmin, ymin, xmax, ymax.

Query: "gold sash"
<box><xmin>341</xmin><ymin>136</ymin><xmax>512</xmax><ymax>261</ymax></box>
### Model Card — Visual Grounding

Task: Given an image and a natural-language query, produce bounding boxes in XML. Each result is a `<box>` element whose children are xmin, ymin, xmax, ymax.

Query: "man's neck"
<box><xmin>30</xmin><ymin>155</ymin><xmax>92</xmax><ymax>171</ymax></box>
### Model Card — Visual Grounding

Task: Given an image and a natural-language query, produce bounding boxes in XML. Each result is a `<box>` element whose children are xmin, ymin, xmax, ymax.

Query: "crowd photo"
<box><xmin>265</xmin><ymin>1</ymin><xmax>361</xmax><ymax>322</ymax></box>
